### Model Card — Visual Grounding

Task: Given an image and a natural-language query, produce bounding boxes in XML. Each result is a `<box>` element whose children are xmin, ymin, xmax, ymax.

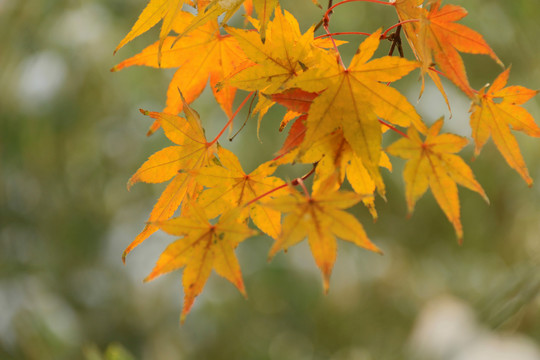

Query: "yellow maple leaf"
<box><xmin>290</xmin><ymin>29</ymin><xmax>423</xmax><ymax>197</ymax></box>
<box><xmin>194</xmin><ymin>146</ymin><xmax>286</xmax><ymax>239</ymax></box>
<box><xmin>386</xmin><ymin>118</ymin><xmax>488</xmax><ymax>242</ymax></box>
<box><xmin>147</xmin><ymin>205</ymin><xmax>257</xmax><ymax>322</ymax></box>
<box><xmin>224</xmin><ymin>6</ymin><xmax>321</xmax><ymax>94</ymax></box>
<box><xmin>123</xmin><ymin>101</ymin><xmax>217</xmax><ymax>261</ymax></box>
<box><xmin>176</xmin><ymin>0</ymin><xmax>246</xmax><ymax>40</ymax></box>
<box><xmin>301</xmin><ymin>129</ymin><xmax>392</xmax><ymax>219</ymax></box>
<box><xmin>252</xmin><ymin>0</ymin><xmax>278</xmax><ymax>41</ymax></box>
<box><xmin>265</xmin><ymin>179</ymin><xmax>381</xmax><ymax>292</ymax></box>
<box><xmin>470</xmin><ymin>67</ymin><xmax>540</xmax><ymax>186</ymax></box>
<box><xmin>114</xmin><ymin>0</ymin><xmax>186</xmax><ymax>57</ymax></box>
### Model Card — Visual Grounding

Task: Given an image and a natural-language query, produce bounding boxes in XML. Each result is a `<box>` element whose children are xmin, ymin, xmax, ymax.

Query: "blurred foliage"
<box><xmin>84</xmin><ymin>343</ymin><xmax>135</xmax><ymax>360</ymax></box>
<box><xmin>1</xmin><ymin>0</ymin><xmax>539</xmax><ymax>359</ymax></box>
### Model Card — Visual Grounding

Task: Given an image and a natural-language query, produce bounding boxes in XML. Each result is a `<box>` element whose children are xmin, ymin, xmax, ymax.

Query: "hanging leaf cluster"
<box><xmin>113</xmin><ymin>0</ymin><xmax>539</xmax><ymax>321</ymax></box>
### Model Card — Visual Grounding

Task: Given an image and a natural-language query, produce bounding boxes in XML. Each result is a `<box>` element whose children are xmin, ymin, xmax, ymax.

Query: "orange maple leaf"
<box><xmin>386</xmin><ymin>118</ymin><xmax>488</xmax><ymax>242</ymax></box>
<box><xmin>266</xmin><ymin>179</ymin><xmax>381</xmax><ymax>292</ymax></box>
<box><xmin>409</xmin><ymin>0</ymin><xmax>503</xmax><ymax>98</ymax></box>
<box><xmin>470</xmin><ymin>68</ymin><xmax>540</xmax><ymax>186</ymax></box>
<box><xmin>269</xmin><ymin>88</ymin><xmax>318</xmax><ymax>159</ymax></box>
<box><xmin>193</xmin><ymin>146</ymin><xmax>286</xmax><ymax>239</ymax></box>
<box><xmin>147</xmin><ymin>205</ymin><xmax>257</xmax><ymax>322</ymax></box>
<box><xmin>123</xmin><ymin>100</ymin><xmax>217</xmax><ymax>261</ymax></box>
<box><xmin>393</xmin><ymin>0</ymin><xmax>449</xmax><ymax>105</ymax></box>
<box><xmin>113</xmin><ymin>12</ymin><xmax>250</xmax><ymax>134</ymax></box>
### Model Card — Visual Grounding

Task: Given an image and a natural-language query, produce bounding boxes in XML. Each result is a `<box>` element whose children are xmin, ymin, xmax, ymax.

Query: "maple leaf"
<box><xmin>301</xmin><ymin>129</ymin><xmax>393</xmax><ymax>219</ymax></box>
<box><xmin>269</xmin><ymin>88</ymin><xmax>318</xmax><ymax>159</ymax></box>
<box><xmin>400</xmin><ymin>0</ymin><xmax>503</xmax><ymax>98</ymax></box>
<box><xmin>147</xmin><ymin>205</ymin><xmax>257</xmax><ymax>322</ymax></box>
<box><xmin>112</xmin><ymin>11</ymin><xmax>250</xmax><ymax>134</ymax></box>
<box><xmin>289</xmin><ymin>29</ymin><xmax>423</xmax><ymax>197</ymax></box>
<box><xmin>123</xmin><ymin>100</ymin><xmax>217</xmax><ymax>261</ymax></box>
<box><xmin>270</xmin><ymin>88</ymin><xmax>392</xmax><ymax>218</ymax></box>
<box><xmin>386</xmin><ymin>118</ymin><xmax>488</xmax><ymax>242</ymax></box>
<box><xmin>114</xmin><ymin>0</ymin><xmax>187</xmax><ymax>58</ymax></box>
<box><xmin>393</xmin><ymin>0</ymin><xmax>450</xmax><ymax>105</ymax></box>
<box><xmin>252</xmin><ymin>0</ymin><xmax>278</xmax><ymax>41</ymax></box>
<box><xmin>175</xmin><ymin>0</ymin><xmax>246</xmax><ymax>40</ymax></box>
<box><xmin>223</xmin><ymin>6</ymin><xmax>321</xmax><ymax>95</ymax></box>
<box><xmin>265</xmin><ymin>179</ymin><xmax>381</xmax><ymax>292</ymax></box>
<box><xmin>274</xmin><ymin>115</ymin><xmax>307</xmax><ymax>161</ymax></box>
<box><xmin>244</xmin><ymin>0</ymin><xmax>254</xmax><ymax>15</ymax></box>
<box><xmin>470</xmin><ymin>68</ymin><xmax>540</xmax><ymax>186</ymax></box>
<box><xmin>194</xmin><ymin>146</ymin><xmax>286</xmax><ymax>239</ymax></box>
<box><xmin>221</xmin><ymin>11</ymin><xmax>344</xmax><ymax>133</ymax></box>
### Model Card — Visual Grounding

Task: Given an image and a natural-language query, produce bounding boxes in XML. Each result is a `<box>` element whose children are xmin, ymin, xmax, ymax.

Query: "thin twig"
<box><xmin>245</xmin><ymin>163</ymin><xmax>318</xmax><ymax>206</ymax></box>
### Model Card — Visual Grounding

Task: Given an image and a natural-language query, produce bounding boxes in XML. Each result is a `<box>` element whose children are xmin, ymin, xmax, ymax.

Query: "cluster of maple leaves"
<box><xmin>113</xmin><ymin>0</ymin><xmax>539</xmax><ymax>321</ymax></box>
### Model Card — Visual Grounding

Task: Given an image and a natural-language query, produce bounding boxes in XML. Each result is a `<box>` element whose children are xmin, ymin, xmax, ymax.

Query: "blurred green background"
<box><xmin>1</xmin><ymin>1</ymin><xmax>539</xmax><ymax>359</ymax></box>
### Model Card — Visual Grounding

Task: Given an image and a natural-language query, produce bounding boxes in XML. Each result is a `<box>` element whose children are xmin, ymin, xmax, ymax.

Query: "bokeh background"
<box><xmin>1</xmin><ymin>0</ymin><xmax>540</xmax><ymax>359</ymax></box>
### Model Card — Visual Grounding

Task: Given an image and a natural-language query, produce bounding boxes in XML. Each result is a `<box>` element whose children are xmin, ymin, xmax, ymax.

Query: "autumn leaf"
<box><xmin>274</xmin><ymin>115</ymin><xmax>306</xmax><ymax>161</ymax></box>
<box><xmin>123</xmin><ymin>101</ymin><xmax>217</xmax><ymax>261</ymax></box>
<box><xmin>114</xmin><ymin>0</ymin><xmax>186</xmax><ymax>58</ymax></box>
<box><xmin>300</xmin><ymin>129</ymin><xmax>392</xmax><ymax>219</ymax></box>
<box><xmin>221</xmin><ymin>10</ymin><xmax>345</xmax><ymax>133</ymax></box>
<box><xmin>387</xmin><ymin>118</ymin><xmax>488</xmax><ymax>242</ymax></box>
<box><xmin>220</xmin><ymin>6</ymin><xmax>332</xmax><ymax>137</ymax></box>
<box><xmin>147</xmin><ymin>205</ymin><xmax>257</xmax><ymax>322</ymax></box>
<box><xmin>253</xmin><ymin>0</ymin><xmax>278</xmax><ymax>41</ymax></box>
<box><xmin>393</xmin><ymin>0</ymin><xmax>450</xmax><ymax>106</ymax></box>
<box><xmin>470</xmin><ymin>68</ymin><xmax>540</xmax><ymax>186</ymax></box>
<box><xmin>194</xmin><ymin>146</ymin><xmax>286</xmax><ymax>239</ymax></box>
<box><xmin>244</xmin><ymin>0</ymin><xmax>254</xmax><ymax>15</ymax></box>
<box><xmin>289</xmin><ymin>29</ymin><xmax>423</xmax><ymax>197</ymax></box>
<box><xmin>269</xmin><ymin>88</ymin><xmax>318</xmax><ymax>159</ymax></box>
<box><xmin>223</xmin><ymin>6</ymin><xmax>321</xmax><ymax>95</ymax></box>
<box><xmin>271</xmin><ymin>88</ymin><xmax>318</xmax><ymax>114</ymax></box>
<box><xmin>265</xmin><ymin>179</ymin><xmax>381</xmax><ymax>292</ymax></box>
<box><xmin>271</xmin><ymin>86</ymin><xmax>394</xmax><ymax>214</ymax></box>
<box><xmin>112</xmin><ymin>11</ymin><xmax>250</xmax><ymax>134</ymax></box>
<box><xmin>175</xmin><ymin>0</ymin><xmax>246</xmax><ymax>40</ymax></box>
<box><xmin>406</xmin><ymin>0</ymin><xmax>503</xmax><ymax>98</ymax></box>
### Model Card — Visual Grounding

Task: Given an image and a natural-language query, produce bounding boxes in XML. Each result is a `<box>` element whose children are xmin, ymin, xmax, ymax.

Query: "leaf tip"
<box><xmin>266</xmin><ymin>251</ymin><xmax>276</xmax><ymax>263</ymax></box>
<box><xmin>322</xmin><ymin>274</ymin><xmax>330</xmax><ymax>295</ymax></box>
<box><xmin>239</xmin><ymin>285</ymin><xmax>248</xmax><ymax>299</ymax></box>
<box><xmin>121</xmin><ymin>242</ymin><xmax>137</xmax><ymax>264</ymax></box>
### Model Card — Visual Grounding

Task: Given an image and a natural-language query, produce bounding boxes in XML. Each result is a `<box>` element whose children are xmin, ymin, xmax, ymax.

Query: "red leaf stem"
<box><xmin>209</xmin><ymin>91</ymin><xmax>255</xmax><ymax>145</ymax></box>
